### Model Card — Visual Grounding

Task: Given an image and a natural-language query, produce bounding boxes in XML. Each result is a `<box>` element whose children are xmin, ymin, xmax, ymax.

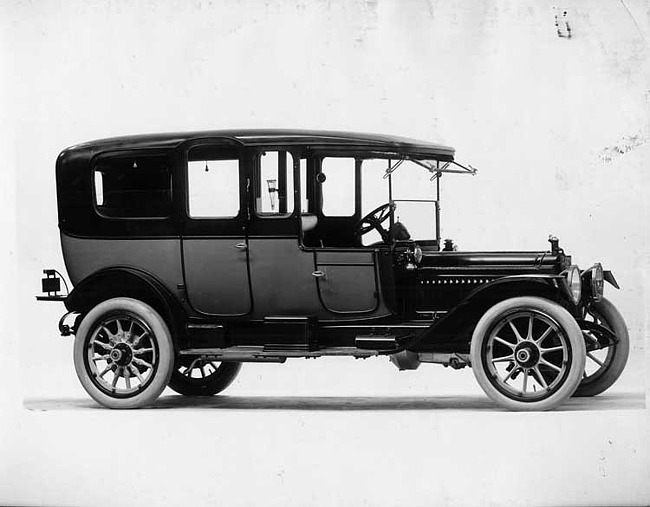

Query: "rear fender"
<box><xmin>64</xmin><ymin>267</ymin><xmax>186</xmax><ymax>344</ymax></box>
<box><xmin>410</xmin><ymin>275</ymin><xmax>571</xmax><ymax>352</ymax></box>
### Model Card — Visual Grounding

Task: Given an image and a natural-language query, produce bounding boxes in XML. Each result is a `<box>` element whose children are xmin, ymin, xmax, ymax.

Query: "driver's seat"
<box><xmin>390</xmin><ymin>221</ymin><xmax>411</xmax><ymax>241</ymax></box>
<box><xmin>301</xmin><ymin>214</ymin><xmax>318</xmax><ymax>232</ymax></box>
<box><xmin>301</xmin><ymin>214</ymin><xmax>322</xmax><ymax>247</ymax></box>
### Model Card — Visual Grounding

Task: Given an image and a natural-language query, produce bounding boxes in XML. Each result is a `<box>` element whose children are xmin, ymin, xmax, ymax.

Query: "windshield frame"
<box><xmin>380</xmin><ymin>157</ymin><xmax>476</xmax><ymax>246</ymax></box>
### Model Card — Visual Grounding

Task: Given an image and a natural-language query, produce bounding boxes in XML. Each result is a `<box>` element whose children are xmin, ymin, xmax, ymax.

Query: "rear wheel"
<box><xmin>574</xmin><ymin>298</ymin><xmax>629</xmax><ymax>397</ymax></box>
<box><xmin>73</xmin><ymin>297</ymin><xmax>174</xmax><ymax>409</ymax></box>
<box><xmin>168</xmin><ymin>357</ymin><xmax>242</xmax><ymax>396</ymax></box>
<box><xmin>471</xmin><ymin>297</ymin><xmax>585</xmax><ymax>411</ymax></box>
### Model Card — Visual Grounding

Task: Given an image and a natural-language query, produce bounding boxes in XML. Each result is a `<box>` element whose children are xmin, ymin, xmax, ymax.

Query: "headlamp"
<box><xmin>413</xmin><ymin>244</ymin><xmax>423</xmax><ymax>264</ymax></box>
<box><xmin>590</xmin><ymin>263</ymin><xmax>604</xmax><ymax>301</ymax></box>
<box><xmin>566</xmin><ymin>265</ymin><xmax>582</xmax><ymax>304</ymax></box>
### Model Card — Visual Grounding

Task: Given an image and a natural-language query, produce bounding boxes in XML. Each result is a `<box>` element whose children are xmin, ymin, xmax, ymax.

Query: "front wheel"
<box><xmin>470</xmin><ymin>297</ymin><xmax>586</xmax><ymax>411</ymax></box>
<box><xmin>73</xmin><ymin>297</ymin><xmax>174</xmax><ymax>409</ymax></box>
<box><xmin>168</xmin><ymin>358</ymin><xmax>242</xmax><ymax>397</ymax></box>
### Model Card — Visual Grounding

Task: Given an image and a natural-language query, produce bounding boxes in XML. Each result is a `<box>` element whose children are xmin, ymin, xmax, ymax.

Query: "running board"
<box><xmin>179</xmin><ymin>346</ymin><xmax>381</xmax><ymax>362</ymax></box>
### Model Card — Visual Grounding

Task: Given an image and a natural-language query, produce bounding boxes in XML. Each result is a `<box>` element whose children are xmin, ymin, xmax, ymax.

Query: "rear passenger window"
<box><xmin>93</xmin><ymin>154</ymin><xmax>172</xmax><ymax>218</ymax></box>
<box><xmin>256</xmin><ymin>150</ymin><xmax>295</xmax><ymax>216</ymax></box>
<box><xmin>187</xmin><ymin>147</ymin><xmax>241</xmax><ymax>218</ymax></box>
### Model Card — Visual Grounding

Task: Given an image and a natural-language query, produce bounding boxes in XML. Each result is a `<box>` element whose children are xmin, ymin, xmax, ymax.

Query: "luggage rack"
<box><xmin>35</xmin><ymin>269</ymin><xmax>69</xmax><ymax>302</ymax></box>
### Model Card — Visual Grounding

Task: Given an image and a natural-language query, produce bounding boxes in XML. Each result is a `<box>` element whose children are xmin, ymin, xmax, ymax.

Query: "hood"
<box><xmin>418</xmin><ymin>250</ymin><xmax>564</xmax><ymax>276</ymax></box>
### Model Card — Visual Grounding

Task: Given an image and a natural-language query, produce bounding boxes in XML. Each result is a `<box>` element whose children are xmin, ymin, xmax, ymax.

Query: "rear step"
<box><xmin>355</xmin><ymin>335</ymin><xmax>398</xmax><ymax>350</ymax></box>
<box><xmin>263</xmin><ymin>316</ymin><xmax>317</xmax><ymax>351</ymax></box>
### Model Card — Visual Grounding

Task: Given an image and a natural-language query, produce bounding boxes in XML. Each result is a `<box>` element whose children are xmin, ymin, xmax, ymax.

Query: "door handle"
<box><xmin>312</xmin><ymin>270</ymin><xmax>325</xmax><ymax>278</ymax></box>
<box><xmin>235</xmin><ymin>242</ymin><xmax>248</xmax><ymax>251</ymax></box>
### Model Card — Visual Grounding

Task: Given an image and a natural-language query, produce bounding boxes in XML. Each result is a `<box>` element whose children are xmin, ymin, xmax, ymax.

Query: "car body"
<box><xmin>38</xmin><ymin>129</ymin><xmax>630</xmax><ymax>410</ymax></box>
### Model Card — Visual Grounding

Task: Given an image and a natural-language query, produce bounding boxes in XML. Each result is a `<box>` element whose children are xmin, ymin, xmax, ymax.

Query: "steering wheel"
<box><xmin>354</xmin><ymin>202</ymin><xmax>395</xmax><ymax>242</ymax></box>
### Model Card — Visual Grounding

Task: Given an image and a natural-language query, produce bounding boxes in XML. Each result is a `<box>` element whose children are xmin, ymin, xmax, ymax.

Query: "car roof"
<box><xmin>65</xmin><ymin>129</ymin><xmax>455</xmax><ymax>159</ymax></box>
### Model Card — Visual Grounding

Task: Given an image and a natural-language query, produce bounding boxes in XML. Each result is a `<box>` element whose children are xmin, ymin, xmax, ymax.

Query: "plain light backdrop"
<box><xmin>1</xmin><ymin>1</ymin><xmax>648</xmax><ymax>506</ymax></box>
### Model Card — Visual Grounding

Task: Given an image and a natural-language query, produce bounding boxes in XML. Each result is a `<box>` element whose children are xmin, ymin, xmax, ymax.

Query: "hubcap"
<box><xmin>516</xmin><ymin>349</ymin><xmax>530</xmax><ymax>363</ymax></box>
<box><xmin>110</xmin><ymin>342</ymin><xmax>133</xmax><ymax>367</ymax></box>
<box><xmin>485</xmin><ymin>310</ymin><xmax>570</xmax><ymax>401</ymax></box>
<box><xmin>86</xmin><ymin>313</ymin><xmax>158</xmax><ymax>397</ymax></box>
<box><xmin>514</xmin><ymin>342</ymin><xmax>540</xmax><ymax>368</ymax></box>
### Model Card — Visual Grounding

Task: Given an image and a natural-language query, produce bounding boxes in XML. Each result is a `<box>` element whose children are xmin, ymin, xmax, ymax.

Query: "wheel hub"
<box><xmin>110</xmin><ymin>342</ymin><xmax>133</xmax><ymax>367</ymax></box>
<box><xmin>514</xmin><ymin>342</ymin><xmax>540</xmax><ymax>368</ymax></box>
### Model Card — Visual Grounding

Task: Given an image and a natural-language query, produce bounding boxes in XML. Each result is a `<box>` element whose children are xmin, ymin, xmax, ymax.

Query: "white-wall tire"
<box><xmin>73</xmin><ymin>297</ymin><xmax>174</xmax><ymax>409</ymax></box>
<box><xmin>470</xmin><ymin>297</ymin><xmax>585</xmax><ymax>411</ymax></box>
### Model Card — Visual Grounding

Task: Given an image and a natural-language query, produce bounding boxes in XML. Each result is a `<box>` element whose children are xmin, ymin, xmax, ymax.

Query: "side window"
<box><xmin>300</xmin><ymin>157</ymin><xmax>308</xmax><ymax>213</ymax></box>
<box><xmin>187</xmin><ymin>148</ymin><xmax>240</xmax><ymax>218</ymax></box>
<box><xmin>256</xmin><ymin>151</ymin><xmax>295</xmax><ymax>216</ymax></box>
<box><xmin>321</xmin><ymin>157</ymin><xmax>355</xmax><ymax>216</ymax></box>
<box><xmin>93</xmin><ymin>154</ymin><xmax>172</xmax><ymax>219</ymax></box>
<box><xmin>361</xmin><ymin>158</ymin><xmax>389</xmax><ymax>245</ymax></box>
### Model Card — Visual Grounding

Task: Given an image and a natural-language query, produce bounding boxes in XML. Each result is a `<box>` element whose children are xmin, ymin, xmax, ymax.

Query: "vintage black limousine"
<box><xmin>37</xmin><ymin>129</ymin><xmax>629</xmax><ymax>410</ymax></box>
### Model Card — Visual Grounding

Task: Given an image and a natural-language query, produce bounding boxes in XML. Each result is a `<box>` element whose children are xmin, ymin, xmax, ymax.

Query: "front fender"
<box><xmin>604</xmin><ymin>270</ymin><xmax>620</xmax><ymax>289</ymax></box>
<box><xmin>408</xmin><ymin>275</ymin><xmax>571</xmax><ymax>353</ymax></box>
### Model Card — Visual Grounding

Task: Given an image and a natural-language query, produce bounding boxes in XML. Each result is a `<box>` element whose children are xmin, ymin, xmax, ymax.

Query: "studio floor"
<box><xmin>2</xmin><ymin>345</ymin><xmax>647</xmax><ymax>507</ymax></box>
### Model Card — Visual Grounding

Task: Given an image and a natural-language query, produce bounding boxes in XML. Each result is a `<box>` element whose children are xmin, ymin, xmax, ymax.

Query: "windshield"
<box><xmin>297</xmin><ymin>154</ymin><xmax>475</xmax><ymax>249</ymax></box>
<box><xmin>357</xmin><ymin>158</ymin><xmax>442</xmax><ymax>245</ymax></box>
